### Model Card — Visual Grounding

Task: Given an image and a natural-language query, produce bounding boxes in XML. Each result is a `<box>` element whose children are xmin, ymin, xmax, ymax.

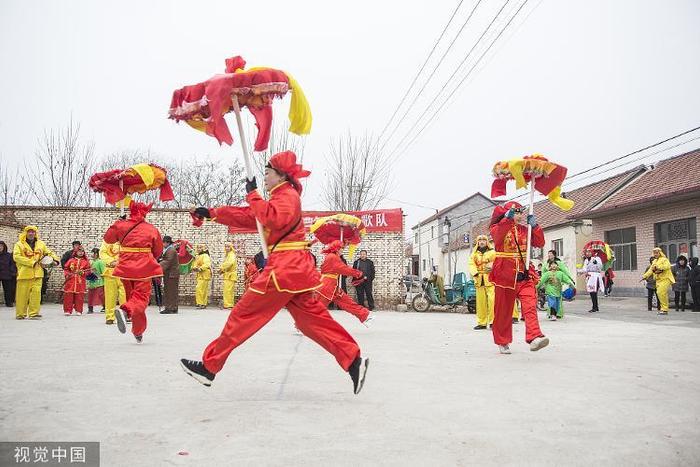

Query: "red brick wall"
<box><xmin>591</xmin><ymin>198</ymin><xmax>700</xmax><ymax>296</ymax></box>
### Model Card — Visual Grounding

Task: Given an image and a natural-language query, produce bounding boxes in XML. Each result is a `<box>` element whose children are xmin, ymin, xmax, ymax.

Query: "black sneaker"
<box><xmin>348</xmin><ymin>357</ymin><xmax>369</xmax><ymax>395</ymax></box>
<box><xmin>180</xmin><ymin>359</ymin><xmax>215</xmax><ymax>387</ymax></box>
<box><xmin>114</xmin><ymin>307</ymin><xmax>128</xmax><ymax>334</ymax></box>
<box><xmin>512</xmin><ymin>318</ymin><xmax>519</xmax><ymax>324</ymax></box>
<box><xmin>135</xmin><ymin>335</ymin><xmax>143</xmax><ymax>344</ymax></box>
<box><xmin>87</xmin><ymin>306</ymin><xmax>94</xmax><ymax>314</ymax></box>
<box><xmin>473</xmin><ymin>324</ymin><xmax>487</xmax><ymax>330</ymax></box>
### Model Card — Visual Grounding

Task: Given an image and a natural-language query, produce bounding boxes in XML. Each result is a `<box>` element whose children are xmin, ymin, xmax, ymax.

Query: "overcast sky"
<box><xmin>1</xmin><ymin>0</ymin><xmax>699</xmax><ymax>234</ymax></box>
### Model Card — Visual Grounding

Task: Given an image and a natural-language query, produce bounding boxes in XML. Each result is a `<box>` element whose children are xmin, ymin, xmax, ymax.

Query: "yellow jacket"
<box><xmin>99</xmin><ymin>241</ymin><xmax>120</xmax><ymax>278</ymax></box>
<box><xmin>194</xmin><ymin>253</ymin><xmax>212</xmax><ymax>280</ymax></box>
<box><xmin>12</xmin><ymin>225</ymin><xmax>59</xmax><ymax>280</ymax></box>
<box><xmin>643</xmin><ymin>250</ymin><xmax>676</xmax><ymax>284</ymax></box>
<box><xmin>469</xmin><ymin>247</ymin><xmax>496</xmax><ymax>287</ymax></box>
<box><xmin>219</xmin><ymin>250</ymin><xmax>238</xmax><ymax>281</ymax></box>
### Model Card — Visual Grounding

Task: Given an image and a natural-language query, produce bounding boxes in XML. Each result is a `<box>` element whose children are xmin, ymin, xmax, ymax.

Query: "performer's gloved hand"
<box><xmin>504</xmin><ymin>208</ymin><xmax>516</xmax><ymax>219</ymax></box>
<box><xmin>193</xmin><ymin>207</ymin><xmax>211</xmax><ymax>219</ymax></box>
<box><xmin>527</xmin><ymin>214</ymin><xmax>537</xmax><ymax>227</ymax></box>
<box><xmin>245</xmin><ymin>177</ymin><xmax>257</xmax><ymax>194</ymax></box>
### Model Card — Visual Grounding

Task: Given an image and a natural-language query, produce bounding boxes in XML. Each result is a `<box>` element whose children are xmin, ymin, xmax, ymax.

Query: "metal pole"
<box><xmin>525</xmin><ymin>180</ymin><xmax>535</xmax><ymax>270</ymax></box>
<box><xmin>446</xmin><ymin>219</ymin><xmax>452</xmax><ymax>286</ymax></box>
<box><xmin>119</xmin><ymin>180</ymin><xmax>125</xmax><ymax>217</ymax></box>
<box><xmin>417</xmin><ymin>224</ymin><xmax>422</xmax><ymax>281</ymax></box>
<box><xmin>231</xmin><ymin>95</ymin><xmax>270</xmax><ymax>258</ymax></box>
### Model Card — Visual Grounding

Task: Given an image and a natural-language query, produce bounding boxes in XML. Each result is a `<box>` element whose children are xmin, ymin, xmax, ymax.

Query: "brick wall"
<box><xmin>0</xmin><ymin>206</ymin><xmax>405</xmax><ymax>308</ymax></box>
<box><xmin>591</xmin><ymin>198</ymin><xmax>700</xmax><ymax>296</ymax></box>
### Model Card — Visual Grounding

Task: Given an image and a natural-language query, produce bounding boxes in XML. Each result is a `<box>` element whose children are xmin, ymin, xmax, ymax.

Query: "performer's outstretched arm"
<box><xmin>327</xmin><ymin>255</ymin><xmax>363</xmax><ymax>278</ymax></box>
<box><xmin>208</xmin><ymin>206</ymin><xmax>256</xmax><ymax>229</ymax></box>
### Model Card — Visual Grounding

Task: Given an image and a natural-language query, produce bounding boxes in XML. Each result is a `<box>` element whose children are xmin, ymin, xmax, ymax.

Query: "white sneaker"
<box><xmin>547</xmin><ymin>315</ymin><xmax>556</xmax><ymax>321</ymax></box>
<box><xmin>530</xmin><ymin>336</ymin><xmax>550</xmax><ymax>352</ymax></box>
<box><xmin>114</xmin><ymin>307</ymin><xmax>128</xmax><ymax>334</ymax></box>
<box><xmin>363</xmin><ymin>312</ymin><xmax>375</xmax><ymax>328</ymax></box>
<box><xmin>498</xmin><ymin>344</ymin><xmax>511</xmax><ymax>354</ymax></box>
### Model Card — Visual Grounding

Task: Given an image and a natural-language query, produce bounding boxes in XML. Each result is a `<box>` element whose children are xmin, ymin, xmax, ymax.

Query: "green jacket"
<box><xmin>537</xmin><ymin>270</ymin><xmax>575</xmax><ymax>298</ymax></box>
<box><xmin>88</xmin><ymin>259</ymin><xmax>106</xmax><ymax>289</ymax></box>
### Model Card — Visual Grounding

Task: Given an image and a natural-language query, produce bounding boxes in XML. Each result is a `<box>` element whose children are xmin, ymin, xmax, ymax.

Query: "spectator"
<box><xmin>100</xmin><ymin>240</ymin><xmax>126</xmax><ymax>326</ymax></box>
<box><xmin>61</xmin><ymin>240</ymin><xmax>82</xmax><ymax>268</ymax></box>
<box><xmin>689</xmin><ymin>257</ymin><xmax>700</xmax><ymax>312</ymax></box>
<box><xmin>671</xmin><ymin>255</ymin><xmax>690</xmax><ymax>312</ymax></box>
<box><xmin>86</xmin><ymin>247</ymin><xmax>105</xmax><ymax>314</ymax></box>
<box><xmin>13</xmin><ymin>225</ymin><xmax>59</xmax><ymax>319</ymax></box>
<box><xmin>428</xmin><ymin>267</ymin><xmax>446</xmax><ymax>304</ymax></box>
<box><xmin>159</xmin><ymin>235</ymin><xmax>180</xmax><ymax>314</ymax></box>
<box><xmin>604</xmin><ymin>267</ymin><xmax>615</xmax><ymax>297</ymax></box>
<box><xmin>62</xmin><ymin>246</ymin><xmax>91</xmax><ymax>316</ymax></box>
<box><xmin>643</xmin><ymin>256</ymin><xmax>661</xmax><ymax>312</ymax></box>
<box><xmin>192</xmin><ymin>244</ymin><xmax>212</xmax><ymax>309</ymax></box>
<box><xmin>352</xmin><ymin>249</ymin><xmax>375</xmax><ymax>310</ymax></box>
<box><xmin>0</xmin><ymin>241</ymin><xmax>17</xmax><ymax>307</ymax></box>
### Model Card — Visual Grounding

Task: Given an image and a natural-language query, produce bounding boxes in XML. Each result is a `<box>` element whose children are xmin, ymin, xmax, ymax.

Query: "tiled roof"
<box><xmin>580</xmin><ymin>149</ymin><xmax>700</xmax><ymax>217</ymax></box>
<box><xmin>413</xmin><ymin>192</ymin><xmax>495</xmax><ymax>228</ymax></box>
<box><xmin>534</xmin><ymin>167</ymin><xmax>645</xmax><ymax>228</ymax></box>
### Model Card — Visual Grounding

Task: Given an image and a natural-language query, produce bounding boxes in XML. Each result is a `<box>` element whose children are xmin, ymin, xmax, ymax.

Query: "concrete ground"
<box><xmin>1</xmin><ymin>296</ymin><xmax>699</xmax><ymax>467</ymax></box>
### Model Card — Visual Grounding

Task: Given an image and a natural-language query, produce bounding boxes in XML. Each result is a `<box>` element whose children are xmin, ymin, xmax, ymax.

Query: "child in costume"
<box><xmin>537</xmin><ymin>261</ymin><xmax>575</xmax><ymax>321</ymax></box>
<box><xmin>62</xmin><ymin>246</ymin><xmax>91</xmax><ymax>316</ymax></box>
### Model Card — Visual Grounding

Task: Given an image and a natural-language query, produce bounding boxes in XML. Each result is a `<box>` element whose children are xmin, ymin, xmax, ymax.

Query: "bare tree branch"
<box><xmin>322</xmin><ymin>132</ymin><xmax>392</xmax><ymax>211</ymax></box>
<box><xmin>0</xmin><ymin>159</ymin><xmax>30</xmax><ymax>205</ymax></box>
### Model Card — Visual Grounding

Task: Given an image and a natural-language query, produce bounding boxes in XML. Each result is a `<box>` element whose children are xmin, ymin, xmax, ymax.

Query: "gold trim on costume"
<box><xmin>269</xmin><ymin>241</ymin><xmax>310</xmax><ymax>253</ymax></box>
<box><xmin>119</xmin><ymin>247</ymin><xmax>152</xmax><ymax>253</ymax></box>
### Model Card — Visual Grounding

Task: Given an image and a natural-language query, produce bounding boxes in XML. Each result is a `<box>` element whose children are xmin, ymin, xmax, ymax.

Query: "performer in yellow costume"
<box><xmin>13</xmin><ymin>226</ymin><xmax>59</xmax><ymax>319</ymax></box>
<box><xmin>193</xmin><ymin>244</ymin><xmax>212</xmax><ymax>308</ymax></box>
<box><xmin>469</xmin><ymin>235</ymin><xmax>496</xmax><ymax>330</ymax></box>
<box><xmin>219</xmin><ymin>242</ymin><xmax>238</xmax><ymax>308</ymax></box>
<box><xmin>642</xmin><ymin>247</ymin><xmax>675</xmax><ymax>314</ymax></box>
<box><xmin>100</xmin><ymin>240</ymin><xmax>126</xmax><ymax>325</ymax></box>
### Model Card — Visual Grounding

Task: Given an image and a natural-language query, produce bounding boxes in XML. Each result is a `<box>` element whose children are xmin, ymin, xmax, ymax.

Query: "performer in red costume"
<box><xmin>104</xmin><ymin>201</ymin><xmax>163</xmax><ymax>343</ymax></box>
<box><xmin>317</xmin><ymin>240</ymin><xmax>374</xmax><ymax>327</ymax></box>
<box><xmin>489</xmin><ymin>201</ymin><xmax>549</xmax><ymax>354</ymax></box>
<box><xmin>180</xmin><ymin>151</ymin><xmax>369</xmax><ymax>394</ymax></box>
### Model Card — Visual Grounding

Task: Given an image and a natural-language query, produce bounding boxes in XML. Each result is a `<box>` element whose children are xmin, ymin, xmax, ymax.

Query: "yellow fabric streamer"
<box><xmin>546</xmin><ymin>186</ymin><xmax>575</xmax><ymax>211</ymax></box>
<box><xmin>284</xmin><ymin>72</ymin><xmax>312</xmax><ymax>135</ymax></box>
<box><xmin>130</xmin><ymin>164</ymin><xmax>156</xmax><ymax>187</ymax></box>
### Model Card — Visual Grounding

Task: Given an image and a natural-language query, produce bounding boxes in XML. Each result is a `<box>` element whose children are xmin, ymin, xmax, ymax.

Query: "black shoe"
<box><xmin>473</xmin><ymin>324</ymin><xmax>487</xmax><ymax>330</ymax></box>
<box><xmin>100</xmin><ymin>308</ymin><xmax>105</xmax><ymax>313</ymax></box>
<box><xmin>512</xmin><ymin>318</ymin><xmax>519</xmax><ymax>324</ymax></box>
<box><xmin>180</xmin><ymin>359</ymin><xmax>215</xmax><ymax>387</ymax></box>
<box><xmin>114</xmin><ymin>307</ymin><xmax>128</xmax><ymax>334</ymax></box>
<box><xmin>87</xmin><ymin>307</ymin><xmax>94</xmax><ymax>314</ymax></box>
<box><xmin>160</xmin><ymin>309</ymin><xmax>178</xmax><ymax>314</ymax></box>
<box><xmin>135</xmin><ymin>335</ymin><xmax>143</xmax><ymax>344</ymax></box>
<box><xmin>348</xmin><ymin>356</ymin><xmax>369</xmax><ymax>395</ymax></box>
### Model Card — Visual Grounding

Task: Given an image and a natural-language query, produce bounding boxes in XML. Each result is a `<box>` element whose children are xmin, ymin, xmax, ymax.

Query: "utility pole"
<box><xmin>443</xmin><ymin>216</ymin><xmax>452</xmax><ymax>286</ymax></box>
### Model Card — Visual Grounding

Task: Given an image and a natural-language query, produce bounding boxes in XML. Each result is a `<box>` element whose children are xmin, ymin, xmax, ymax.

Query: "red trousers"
<box><xmin>318</xmin><ymin>290</ymin><xmax>370</xmax><ymax>323</ymax></box>
<box><xmin>121</xmin><ymin>279</ymin><xmax>152</xmax><ymax>337</ymax></box>
<box><xmin>492</xmin><ymin>279</ymin><xmax>544</xmax><ymax>345</ymax></box>
<box><xmin>87</xmin><ymin>287</ymin><xmax>104</xmax><ymax>307</ymax></box>
<box><xmin>203</xmin><ymin>282</ymin><xmax>361</xmax><ymax>374</ymax></box>
<box><xmin>63</xmin><ymin>293</ymin><xmax>85</xmax><ymax>314</ymax></box>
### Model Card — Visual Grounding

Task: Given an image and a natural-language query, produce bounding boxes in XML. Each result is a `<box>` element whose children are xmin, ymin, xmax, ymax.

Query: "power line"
<box><xmin>378</xmin><ymin>0</ymin><xmax>485</xmax><ymax>154</ymax></box>
<box><xmin>389</xmin><ymin>0</ymin><xmax>530</xmax><ymax>163</ymax></box>
<box><xmin>374</xmin><ymin>0</ymin><xmax>465</xmax><ymax>151</ymax></box>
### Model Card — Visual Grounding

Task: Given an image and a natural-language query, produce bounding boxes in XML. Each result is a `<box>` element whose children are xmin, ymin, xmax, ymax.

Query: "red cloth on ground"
<box><xmin>63</xmin><ymin>293</ymin><xmax>85</xmax><ymax>314</ymax></box>
<box><xmin>121</xmin><ymin>279</ymin><xmax>151</xmax><ymax>337</ymax></box>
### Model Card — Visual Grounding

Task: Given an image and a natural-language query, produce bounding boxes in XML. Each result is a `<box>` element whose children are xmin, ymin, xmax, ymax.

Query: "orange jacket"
<box><xmin>209</xmin><ymin>182</ymin><xmax>320</xmax><ymax>294</ymax></box>
<box><xmin>104</xmin><ymin>218</ymin><xmax>163</xmax><ymax>281</ymax></box>
<box><xmin>489</xmin><ymin>217</ymin><xmax>544</xmax><ymax>289</ymax></box>
<box><xmin>317</xmin><ymin>253</ymin><xmax>363</xmax><ymax>301</ymax></box>
<box><xmin>63</xmin><ymin>257</ymin><xmax>91</xmax><ymax>293</ymax></box>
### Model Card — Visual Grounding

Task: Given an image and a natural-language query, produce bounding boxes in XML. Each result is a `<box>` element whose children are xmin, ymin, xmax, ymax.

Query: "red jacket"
<box><xmin>317</xmin><ymin>252</ymin><xmax>363</xmax><ymax>301</ymax></box>
<box><xmin>63</xmin><ymin>257</ymin><xmax>91</xmax><ymax>293</ymax></box>
<box><xmin>104</xmin><ymin>218</ymin><xmax>163</xmax><ymax>281</ymax></box>
<box><xmin>210</xmin><ymin>181</ymin><xmax>320</xmax><ymax>293</ymax></box>
<box><xmin>489</xmin><ymin>218</ymin><xmax>544</xmax><ymax>289</ymax></box>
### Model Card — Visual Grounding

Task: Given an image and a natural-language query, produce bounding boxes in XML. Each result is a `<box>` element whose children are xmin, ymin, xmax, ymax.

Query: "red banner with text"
<box><xmin>228</xmin><ymin>208</ymin><xmax>403</xmax><ymax>234</ymax></box>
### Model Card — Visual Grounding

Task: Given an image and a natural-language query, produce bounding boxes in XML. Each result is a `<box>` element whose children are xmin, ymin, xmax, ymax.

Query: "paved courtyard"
<box><xmin>2</xmin><ymin>296</ymin><xmax>699</xmax><ymax>466</ymax></box>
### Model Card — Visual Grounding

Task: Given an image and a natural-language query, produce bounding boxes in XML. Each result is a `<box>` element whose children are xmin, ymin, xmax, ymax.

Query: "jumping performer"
<box><xmin>180</xmin><ymin>151</ymin><xmax>369</xmax><ymax>394</ymax></box>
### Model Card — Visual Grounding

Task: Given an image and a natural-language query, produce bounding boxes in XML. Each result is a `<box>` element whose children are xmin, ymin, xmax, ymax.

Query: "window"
<box><xmin>655</xmin><ymin>218</ymin><xmax>697</xmax><ymax>262</ymax></box>
<box><xmin>605</xmin><ymin>227</ymin><xmax>637</xmax><ymax>271</ymax></box>
<box><xmin>551</xmin><ymin>239</ymin><xmax>564</xmax><ymax>258</ymax></box>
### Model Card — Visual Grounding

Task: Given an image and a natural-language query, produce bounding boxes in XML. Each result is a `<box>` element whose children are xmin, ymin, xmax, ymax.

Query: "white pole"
<box><xmin>119</xmin><ymin>179</ymin><xmax>125</xmax><ymax>217</ymax></box>
<box><xmin>525</xmin><ymin>180</ymin><xmax>535</xmax><ymax>270</ymax></box>
<box><xmin>231</xmin><ymin>95</ymin><xmax>270</xmax><ymax>258</ymax></box>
